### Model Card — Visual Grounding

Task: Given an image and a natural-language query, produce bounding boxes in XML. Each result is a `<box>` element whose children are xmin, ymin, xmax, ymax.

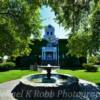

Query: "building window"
<box><xmin>51</xmin><ymin>32</ymin><xmax>52</xmax><ymax>35</ymax></box>
<box><xmin>47</xmin><ymin>32</ymin><xmax>49</xmax><ymax>35</ymax></box>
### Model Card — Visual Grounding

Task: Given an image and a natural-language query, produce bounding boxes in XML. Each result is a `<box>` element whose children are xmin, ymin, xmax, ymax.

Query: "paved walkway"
<box><xmin>0</xmin><ymin>80</ymin><xmax>19</xmax><ymax>100</ymax></box>
<box><xmin>0</xmin><ymin>79</ymin><xmax>100</xmax><ymax>100</ymax></box>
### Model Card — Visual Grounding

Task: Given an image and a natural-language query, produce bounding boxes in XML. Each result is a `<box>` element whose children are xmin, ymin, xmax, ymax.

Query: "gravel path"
<box><xmin>0</xmin><ymin>79</ymin><xmax>100</xmax><ymax>100</ymax></box>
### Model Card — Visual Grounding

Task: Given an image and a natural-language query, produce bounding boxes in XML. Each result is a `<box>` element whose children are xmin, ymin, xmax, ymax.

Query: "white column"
<box><xmin>53</xmin><ymin>51</ymin><xmax>55</xmax><ymax>60</ymax></box>
<box><xmin>53</xmin><ymin>51</ymin><xmax>54</xmax><ymax>60</ymax></box>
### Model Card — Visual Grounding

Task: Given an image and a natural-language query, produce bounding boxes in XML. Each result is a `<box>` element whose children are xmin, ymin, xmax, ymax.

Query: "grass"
<box><xmin>0</xmin><ymin>68</ymin><xmax>100</xmax><ymax>84</ymax></box>
<box><xmin>0</xmin><ymin>70</ymin><xmax>38</xmax><ymax>83</ymax></box>
<box><xmin>58</xmin><ymin>68</ymin><xmax>100</xmax><ymax>84</ymax></box>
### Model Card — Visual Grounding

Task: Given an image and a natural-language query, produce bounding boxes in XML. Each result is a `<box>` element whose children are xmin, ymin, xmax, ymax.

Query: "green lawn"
<box><xmin>0</xmin><ymin>68</ymin><xmax>100</xmax><ymax>84</ymax></box>
<box><xmin>0</xmin><ymin>70</ymin><xmax>38</xmax><ymax>83</ymax></box>
<box><xmin>58</xmin><ymin>68</ymin><xmax>100</xmax><ymax>84</ymax></box>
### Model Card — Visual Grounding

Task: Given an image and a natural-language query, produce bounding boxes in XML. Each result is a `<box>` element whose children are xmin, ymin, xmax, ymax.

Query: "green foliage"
<box><xmin>50</xmin><ymin>0</ymin><xmax>91</xmax><ymax>32</ymax></box>
<box><xmin>0</xmin><ymin>0</ymin><xmax>42</xmax><ymax>57</ymax></box>
<box><xmin>67</xmin><ymin>0</ymin><xmax>100</xmax><ymax>58</ymax></box>
<box><xmin>96</xmin><ymin>53</ymin><xmax>100</xmax><ymax>64</ymax></box>
<box><xmin>0</xmin><ymin>0</ymin><xmax>100</xmax><ymax>61</ymax></box>
<box><xmin>88</xmin><ymin>56</ymin><xmax>98</xmax><ymax>64</ymax></box>
<box><xmin>67</xmin><ymin>32</ymin><xmax>91</xmax><ymax>57</ymax></box>
<box><xmin>0</xmin><ymin>62</ymin><xmax>16</xmax><ymax>71</ymax></box>
<box><xmin>90</xmin><ymin>9</ymin><xmax>100</xmax><ymax>51</ymax></box>
<box><xmin>0</xmin><ymin>70</ymin><xmax>38</xmax><ymax>83</ymax></box>
<box><xmin>58</xmin><ymin>39</ymin><xmax>82</xmax><ymax>67</ymax></box>
<box><xmin>83</xmin><ymin>63</ymin><xmax>98</xmax><ymax>72</ymax></box>
<box><xmin>15</xmin><ymin>39</ymin><xmax>49</xmax><ymax>67</ymax></box>
<box><xmin>29</xmin><ymin>39</ymin><xmax>47</xmax><ymax>64</ymax></box>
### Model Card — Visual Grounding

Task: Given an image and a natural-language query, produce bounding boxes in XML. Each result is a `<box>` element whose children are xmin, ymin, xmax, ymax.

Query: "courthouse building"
<box><xmin>16</xmin><ymin>25</ymin><xmax>85</xmax><ymax>67</ymax></box>
<box><xmin>41</xmin><ymin>25</ymin><xmax>59</xmax><ymax>65</ymax></box>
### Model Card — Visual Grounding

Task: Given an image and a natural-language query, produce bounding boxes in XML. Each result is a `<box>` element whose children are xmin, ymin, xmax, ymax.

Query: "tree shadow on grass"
<box><xmin>96</xmin><ymin>83</ymin><xmax>100</xmax><ymax>87</ymax></box>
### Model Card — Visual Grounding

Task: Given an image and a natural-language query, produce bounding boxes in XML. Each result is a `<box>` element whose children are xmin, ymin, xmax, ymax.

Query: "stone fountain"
<box><xmin>12</xmin><ymin>64</ymin><xmax>79</xmax><ymax>100</ymax></box>
<box><xmin>38</xmin><ymin>64</ymin><xmax>59</xmax><ymax>80</ymax></box>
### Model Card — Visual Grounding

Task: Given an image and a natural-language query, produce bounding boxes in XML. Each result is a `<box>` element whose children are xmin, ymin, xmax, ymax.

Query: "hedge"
<box><xmin>0</xmin><ymin>62</ymin><xmax>16</xmax><ymax>71</ymax></box>
<box><xmin>83</xmin><ymin>63</ymin><xmax>98</xmax><ymax>72</ymax></box>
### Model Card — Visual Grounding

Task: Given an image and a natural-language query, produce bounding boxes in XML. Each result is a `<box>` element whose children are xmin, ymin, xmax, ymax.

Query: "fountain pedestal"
<box><xmin>47</xmin><ymin>68</ymin><xmax>51</xmax><ymax>79</ymax></box>
<box><xmin>38</xmin><ymin>65</ymin><xmax>59</xmax><ymax>79</ymax></box>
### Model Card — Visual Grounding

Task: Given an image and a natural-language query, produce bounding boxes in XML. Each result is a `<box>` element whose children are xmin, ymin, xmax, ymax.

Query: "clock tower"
<box><xmin>43</xmin><ymin>25</ymin><xmax>56</xmax><ymax>41</ymax></box>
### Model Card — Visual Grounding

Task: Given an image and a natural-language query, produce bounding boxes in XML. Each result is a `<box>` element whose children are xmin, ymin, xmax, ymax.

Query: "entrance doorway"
<box><xmin>46</xmin><ymin>52</ymin><xmax>53</xmax><ymax>61</ymax></box>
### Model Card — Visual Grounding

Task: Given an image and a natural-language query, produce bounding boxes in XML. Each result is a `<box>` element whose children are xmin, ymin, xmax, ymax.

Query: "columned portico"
<box><xmin>42</xmin><ymin>47</ymin><xmax>57</xmax><ymax>61</ymax></box>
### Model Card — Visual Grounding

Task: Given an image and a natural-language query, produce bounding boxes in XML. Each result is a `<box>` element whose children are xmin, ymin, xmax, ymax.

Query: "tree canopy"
<box><xmin>67</xmin><ymin>0</ymin><xmax>100</xmax><ymax>57</ymax></box>
<box><xmin>0</xmin><ymin>0</ymin><xmax>42</xmax><ymax>57</ymax></box>
<box><xmin>0</xmin><ymin>0</ymin><xmax>100</xmax><ymax>58</ymax></box>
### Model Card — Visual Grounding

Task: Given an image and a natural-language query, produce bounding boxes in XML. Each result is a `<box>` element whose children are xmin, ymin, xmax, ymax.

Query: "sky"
<box><xmin>40</xmin><ymin>6</ymin><xmax>71</xmax><ymax>39</ymax></box>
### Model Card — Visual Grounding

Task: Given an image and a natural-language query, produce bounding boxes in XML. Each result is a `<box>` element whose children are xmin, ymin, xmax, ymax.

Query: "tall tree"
<box><xmin>0</xmin><ymin>0</ymin><xmax>99</xmax><ymax>59</ymax></box>
<box><xmin>0</xmin><ymin>0</ymin><xmax>42</xmax><ymax>57</ymax></box>
<box><xmin>67</xmin><ymin>0</ymin><xmax>100</xmax><ymax>58</ymax></box>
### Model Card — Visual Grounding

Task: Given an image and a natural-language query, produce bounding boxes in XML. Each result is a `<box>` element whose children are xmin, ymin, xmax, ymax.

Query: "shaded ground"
<box><xmin>0</xmin><ymin>78</ymin><xmax>100</xmax><ymax>100</ymax></box>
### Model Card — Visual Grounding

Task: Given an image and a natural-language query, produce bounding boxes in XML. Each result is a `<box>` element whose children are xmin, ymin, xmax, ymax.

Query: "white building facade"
<box><xmin>41</xmin><ymin>25</ymin><xmax>59</xmax><ymax>65</ymax></box>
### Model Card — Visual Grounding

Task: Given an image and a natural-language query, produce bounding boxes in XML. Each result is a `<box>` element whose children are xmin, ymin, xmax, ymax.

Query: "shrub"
<box><xmin>96</xmin><ymin>54</ymin><xmax>100</xmax><ymax>64</ymax></box>
<box><xmin>88</xmin><ymin>56</ymin><xmax>97</xmax><ymax>64</ymax></box>
<box><xmin>95</xmin><ymin>59</ymin><xmax>100</xmax><ymax>65</ymax></box>
<box><xmin>0</xmin><ymin>62</ymin><xmax>16</xmax><ymax>71</ymax></box>
<box><xmin>83</xmin><ymin>63</ymin><xmax>98</xmax><ymax>72</ymax></box>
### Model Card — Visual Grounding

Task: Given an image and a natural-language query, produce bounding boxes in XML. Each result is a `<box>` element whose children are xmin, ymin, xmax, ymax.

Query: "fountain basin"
<box><xmin>12</xmin><ymin>65</ymin><xmax>79</xmax><ymax>99</ymax></box>
<box><xmin>20</xmin><ymin>74</ymin><xmax>78</xmax><ymax>87</ymax></box>
<box><xmin>12</xmin><ymin>74</ymin><xmax>79</xmax><ymax>99</ymax></box>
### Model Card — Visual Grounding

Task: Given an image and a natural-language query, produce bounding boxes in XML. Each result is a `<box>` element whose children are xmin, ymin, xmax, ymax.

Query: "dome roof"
<box><xmin>45</xmin><ymin>24</ymin><xmax>54</xmax><ymax>30</ymax></box>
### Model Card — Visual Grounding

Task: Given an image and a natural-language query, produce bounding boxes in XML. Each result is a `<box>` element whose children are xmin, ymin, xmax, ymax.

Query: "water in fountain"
<box><xmin>19</xmin><ymin>64</ymin><xmax>78</xmax><ymax>87</ymax></box>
